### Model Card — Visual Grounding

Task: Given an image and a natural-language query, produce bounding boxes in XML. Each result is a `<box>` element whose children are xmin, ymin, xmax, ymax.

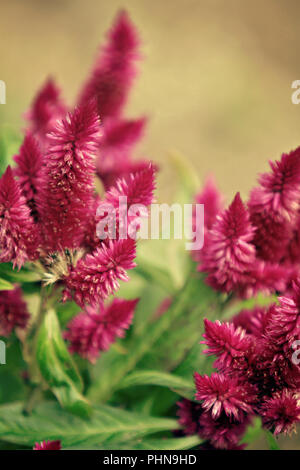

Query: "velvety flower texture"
<box><xmin>13</xmin><ymin>132</ymin><xmax>43</xmax><ymax>218</ymax></box>
<box><xmin>64</xmin><ymin>298</ymin><xmax>138</xmax><ymax>363</ymax></box>
<box><xmin>26</xmin><ymin>78</ymin><xmax>66</xmax><ymax>148</ymax></box>
<box><xmin>33</xmin><ymin>440</ymin><xmax>61</xmax><ymax>450</ymax></box>
<box><xmin>63</xmin><ymin>239</ymin><xmax>137</xmax><ymax>307</ymax></box>
<box><xmin>0</xmin><ymin>286</ymin><xmax>29</xmax><ymax>337</ymax></box>
<box><xmin>79</xmin><ymin>10</ymin><xmax>140</xmax><ymax>121</ymax></box>
<box><xmin>37</xmin><ymin>101</ymin><xmax>101</xmax><ymax>251</ymax></box>
<box><xmin>0</xmin><ymin>166</ymin><xmax>38</xmax><ymax>268</ymax></box>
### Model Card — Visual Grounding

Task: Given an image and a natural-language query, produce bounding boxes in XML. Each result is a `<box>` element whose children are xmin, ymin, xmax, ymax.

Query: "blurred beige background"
<box><xmin>1</xmin><ymin>0</ymin><xmax>300</xmax><ymax>449</ymax></box>
<box><xmin>2</xmin><ymin>0</ymin><xmax>300</xmax><ymax>203</ymax></box>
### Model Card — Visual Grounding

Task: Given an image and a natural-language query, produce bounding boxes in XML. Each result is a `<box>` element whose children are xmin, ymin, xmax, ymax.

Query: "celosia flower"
<box><xmin>177</xmin><ymin>399</ymin><xmax>204</xmax><ymax>436</ymax></box>
<box><xmin>249</xmin><ymin>147</ymin><xmax>300</xmax><ymax>262</ymax></box>
<box><xmin>195</xmin><ymin>176</ymin><xmax>223</xmax><ymax>232</ymax></box>
<box><xmin>26</xmin><ymin>78</ymin><xmax>66</xmax><ymax>147</ymax></box>
<box><xmin>201</xmin><ymin>319</ymin><xmax>253</xmax><ymax>373</ymax></box>
<box><xmin>194</xmin><ymin>372</ymin><xmax>255</xmax><ymax>419</ymax></box>
<box><xmin>78</xmin><ymin>10</ymin><xmax>140</xmax><ymax>120</ymax></box>
<box><xmin>37</xmin><ymin>101</ymin><xmax>101</xmax><ymax>251</ymax></box>
<box><xmin>96</xmin><ymin>117</ymin><xmax>147</xmax><ymax>189</ymax></box>
<box><xmin>33</xmin><ymin>440</ymin><xmax>61</xmax><ymax>450</ymax></box>
<box><xmin>232</xmin><ymin>306</ymin><xmax>270</xmax><ymax>337</ymax></box>
<box><xmin>261</xmin><ymin>390</ymin><xmax>300</xmax><ymax>435</ymax></box>
<box><xmin>64</xmin><ymin>298</ymin><xmax>138</xmax><ymax>363</ymax></box>
<box><xmin>63</xmin><ymin>239</ymin><xmax>136</xmax><ymax>306</ymax></box>
<box><xmin>0</xmin><ymin>166</ymin><xmax>39</xmax><ymax>268</ymax></box>
<box><xmin>13</xmin><ymin>133</ymin><xmax>43</xmax><ymax>219</ymax></box>
<box><xmin>0</xmin><ymin>286</ymin><xmax>29</xmax><ymax>337</ymax></box>
<box><xmin>200</xmin><ymin>193</ymin><xmax>256</xmax><ymax>294</ymax></box>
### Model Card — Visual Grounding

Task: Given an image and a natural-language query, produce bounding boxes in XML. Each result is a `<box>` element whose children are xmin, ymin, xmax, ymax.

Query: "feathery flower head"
<box><xmin>201</xmin><ymin>193</ymin><xmax>256</xmax><ymax>294</ymax></box>
<box><xmin>33</xmin><ymin>440</ymin><xmax>61</xmax><ymax>450</ymax></box>
<box><xmin>176</xmin><ymin>399</ymin><xmax>204</xmax><ymax>436</ymax></box>
<box><xmin>195</xmin><ymin>176</ymin><xmax>224</xmax><ymax>231</ymax></box>
<box><xmin>194</xmin><ymin>372</ymin><xmax>255</xmax><ymax>420</ymax></box>
<box><xmin>64</xmin><ymin>297</ymin><xmax>138</xmax><ymax>363</ymax></box>
<box><xmin>261</xmin><ymin>390</ymin><xmax>300</xmax><ymax>435</ymax></box>
<box><xmin>0</xmin><ymin>166</ymin><xmax>39</xmax><ymax>268</ymax></box>
<box><xmin>0</xmin><ymin>286</ymin><xmax>29</xmax><ymax>337</ymax></box>
<box><xmin>38</xmin><ymin>100</ymin><xmax>101</xmax><ymax>251</ymax></box>
<box><xmin>63</xmin><ymin>239</ymin><xmax>136</xmax><ymax>307</ymax></box>
<box><xmin>79</xmin><ymin>10</ymin><xmax>140</xmax><ymax>120</ymax></box>
<box><xmin>13</xmin><ymin>132</ymin><xmax>43</xmax><ymax>218</ymax></box>
<box><xmin>26</xmin><ymin>78</ymin><xmax>66</xmax><ymax>146</ymax></box>
<box><xmin>198</xmin><ymin>410</ymin><xmax>249</xmax><ymax>449</ymax></box>
<box><xmin>202</xmin><ymin>319</ymin><xmax>253</xmax><ymax>373</ymax></box>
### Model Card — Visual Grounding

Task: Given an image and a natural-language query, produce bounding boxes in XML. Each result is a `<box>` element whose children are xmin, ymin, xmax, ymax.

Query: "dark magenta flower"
<box><xmin>63</xmin><ymin>239</ymin><xmax>136</xmax><ymax>306</ymax></box>
<box><xmin>0</xmin><ymin>286</ymin><xmax>29</xmax><ymax>337</ymax></box>
<box><xmin>64</xmin><ymin>298</ymin><xmax>139</xmax><ymax>363</ymax></box>
<box><xmin>0</xmin><ymin>166</ymin><xmax>39</xmax><ymax>268</ymax></box>
<box><xmin>33</xmin><ymin>440</ymin><xmax>61</xmax><ymax>450</ymax></box>
<box><xmin>37</xmin><ymin>101</ymin><xmax>101</xmax><ymax>251</ymax></box>
<box><xmin>261</xmin><ymin>390</ymin><xmax>300</xmax><ymax>435</ymax></box>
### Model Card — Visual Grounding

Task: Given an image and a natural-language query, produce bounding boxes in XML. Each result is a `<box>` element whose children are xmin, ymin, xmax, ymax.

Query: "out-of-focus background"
<box><xmin>1</xmin><ymin>0</ymin><xmax>300</xmax><ymax>449</ymax></box>
<box><xmin>2</xmin><ymin>0</ymin><xmax>300</xmax><ymax>203</ymax></box>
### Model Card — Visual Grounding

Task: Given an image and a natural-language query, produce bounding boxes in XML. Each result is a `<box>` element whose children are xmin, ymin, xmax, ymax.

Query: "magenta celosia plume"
<box><xmin>37</xmin><ymin>101</ymin><xmax>101</xmax><ymax>251</ymax></box>
<box><xmin>64</xmin><ymin>298</ymin><xmax>139</xmax><ymax>363</ymax></box>
<box><xmin>33</xmin><ymin>440</ymin><xmax>61</xmax><ymax>450</ymax></box>
<box><xmin>0</xmin><ymin>166</ymin><xmax>39</xmax><ymax>268</ymax></box>
<box><xmin>63</xmin><ymin>239</ymin><xmax>137</xmax><ymax>307</ymax></box>
<box><xmin>0</xmin><ymin>286</ymin><xmax>29</xmax><ymax>337</ymax></box>
<box><xmin>13</xmin><ymin>132</ymin><xmax>43</xmax><ymax>219</ymax></box>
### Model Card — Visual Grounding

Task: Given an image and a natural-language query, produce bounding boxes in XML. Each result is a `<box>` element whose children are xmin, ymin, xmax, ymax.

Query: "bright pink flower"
<box><xmin>194</xmin><ymin>372</ymin><xmax>255</xmax><ymax>420</ymax></box>
<box><xmin>249</xmin><ymin>147</ymin><xmax>300</xmax><ymax>261</ymax></box>
<box><xmin>232</xmin><ymin>306</ymin><xmax>271</xmax><ymax>338</ymax></box>
<box><xmin>37</xmin><ymin>101</ymin><xmax>101</xmax><ymax>251</ymax></box>
<box><xmin>26</xmin><ymin>78</ymin><xmax>66</xmax><ymax>147</ymax></box>
<box><xmin>96</xmin><ymin>117</ymin><xmax>147</xmax><ymax>189</ymax></box>
<box><xmin>261</xmin><ymin>390</ymin><xmax>300</xmax><ymax>435</ymax></box>
<box><xmin>33</xmin><ymin>440</ymin><xmax>61</xmax><ymax>450</ymax></box>
<box><xmin>63</xmin><ymin>239</ymin><xmax>136</xmax><ymax>307</ymax></box>
<box><xmin>201</xmin><ymin>193</ymin><xmax>256</xmax><ymax>294</ymax></box>
<box><xmin>201</xmin><ymin>319</ymin><xmax>253</xmax><ymax>373</ymax></box>
<box><xmin>78</xmin><ymin>10</ymin><xmax>140</xmax><ymax>120</ymax></box>
<box><xmin>0</xmin><ymin>286</ymin><xmax>29</xmax><ymax>337</ymax></box>
<box><xmin>195</xmin><ymin>176</ymin><xmax>224</xmax><ymax>231</ymax></box>
<box><xmin>13</xmin><ymin>133</ymin><xmax>43</xmax><ymax>218</ymax></box>
<box><xmin>64</xmin><ymin>298</ymin><xmax>138</xmax><ymax>363</ymax></box>
<box><xmin>0</xmin><ymin>166</ymin><xmax>39</xmax><ymax>268</ymax></box>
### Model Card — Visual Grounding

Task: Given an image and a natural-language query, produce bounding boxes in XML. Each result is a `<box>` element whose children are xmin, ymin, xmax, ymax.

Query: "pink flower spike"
<box><xmin>25</xmin><ymin>78</ymin><xmax>66</xmax><ymax>147</ymax></box>
<box><xmin>33</xmin><ymin>440</ymin><xmax>61</xmax><ymax>450</ymax></box>
<box><xmin>63</xmin><ymin>239</ymin><xmax>137</xmax><ymax>307</ymax></box>
<box><xmin>0</xmin><ymin>166</ymin><xmax>39</xmax><ymax>268</ymax></box>
<box><xmin>78</xmin><ymin>10</ymin><xmax>140</xmax><ymax>120</ymax></box>
<box><xmin>194</xmin><ymin>372</ymin><xmax>255</xmax><ymax>420</ymax></box>
<box><xmin>37</xmin><ymin>100</ymin><xmax>101</xmax><ymax>251</ymax></box>
<box><xmin>261</xmin><ymin>390</ymin><xmax>300</xmax><ymax>435</ymax></box>
<box><xmin>0</xmin><ymin>286</ymin><xmax>29</xmax><ymax>337</ymax></box>
<box><xmin>195</xmin><ymin>176</ymin><xmax>224</xmax><ymax>231</ymax></box>
<box><xmin>64</xmin><ymin>298</ymin><xmax>139</xmax><ymax>363</ymax></box>
<box><xmin>13</xmin><ymin>132</ymin><xmax>43</xmax><ymax>218</ymax></box>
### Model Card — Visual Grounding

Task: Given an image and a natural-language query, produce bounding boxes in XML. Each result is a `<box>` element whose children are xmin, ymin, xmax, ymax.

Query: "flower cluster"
<box><xmin>196</xmin><ymin>147</ymin><xmax>300</xmax><ymax>297</ymax></box>
<box><xmin>178</xmin><ymin>278</ymin><xmax>300</xmax><ymax>448</ymax></box>
<box><xmin>0</xmin><ymin>11</ymin><xmax>155</xmax><ymax>360</ymax></box>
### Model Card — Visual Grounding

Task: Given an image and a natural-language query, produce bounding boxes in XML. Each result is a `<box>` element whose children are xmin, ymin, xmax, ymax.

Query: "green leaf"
<box><xmin>0</xmin><ymin>263</ymin><xmax>41</xmax><ymax>283</ymax></box>
<box><xmin>0</xmin><ymin>128</ymin><xmax>22</xmax><ymax>176</ymax></box>
<box><xmin>240</xmin><ymin>417</ymin><xmax>263</xmax><ymax>448</ymax></box>
<box><xmin>0</xmin><ymin>277</ymin><xmax>14</xmax><ymax>291</ymax></box>
<box><xmin>265</xmin><ymin>430</ymin><xmax>280</xmax><ymax>450</ymax></box>
<box><xmin>118</xmin><ymin>370</ymin><xmax>194</xmax><ymax>395</ymax></box>
<box><xmin>36</xmin><ymin>309</ymin><xmax>91</xmax><ymax>418</ymax></box>
<box><xmin>131</xmin><ymin>435</ymin><xmax>203</xmax><ymax>450</ymax></box>
<box><xmin>0</xmin><ymin>401</ymin><xmax>180</xmax><ymax>448</ymax></box>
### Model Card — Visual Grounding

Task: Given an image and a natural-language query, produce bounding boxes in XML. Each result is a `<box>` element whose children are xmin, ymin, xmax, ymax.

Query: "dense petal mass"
<box><xmin>78</xmin><ymin>10</ymin><xmax>140</xmax><ymax>120</ymax></box>
<box><xmin>64</xmin><ymin>298</ymin><xmax>138</xmax><ymax>362</ymax></box>
<box><xmin>33</xmin><ymin>440</ymin><xmax>61</xmax><ymax>450</ymax></box>
<box><xmin>0</xmin><ymin>166</ymin><xmax>39</xmax><ymax>267</ymax></box>
<box><xmin>201</xmin><ymin>193</ymin><xmax>256</xmax><ymax>294</ymax></box>
<box><xmin>25</xmin><ymin>78</ymin><xmax>66</xmax><ymax>147</ymax></box>
<box><xmin>194</xmin><ymin>372</ymin><xmax>255</xmax><ymax>420</ymax></box>
<box><xmin>13</xmin><ymin>133</ymin><xmax>43</xmax><ymax>218</ymax></box>
<box><xmin>0</xmin><ymin>286</ymin><xmax>29</xmax><ymax>337</ymax></box>
<box><xmin>37</xmin><ymin>101</ymin><xmax>101</xmax><ymax>251</ymax></box>
<box><xmin>63</xmin><ymin>239</ymin><xmax>137</xmax><ymax>306</ymax></box>
<box><xmin>261</xmin><ymin>390</ymin><xmax>300</xmax><ymax>435</ymax></box>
